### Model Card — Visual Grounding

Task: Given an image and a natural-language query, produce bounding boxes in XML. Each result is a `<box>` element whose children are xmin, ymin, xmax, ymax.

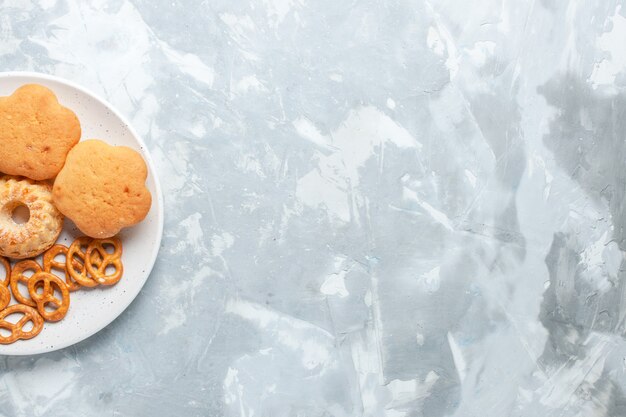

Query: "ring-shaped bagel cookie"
<box><xmin>0</xmin><ymin>177</ymin><xmax>63</xmax><ymax>259</ymax></box>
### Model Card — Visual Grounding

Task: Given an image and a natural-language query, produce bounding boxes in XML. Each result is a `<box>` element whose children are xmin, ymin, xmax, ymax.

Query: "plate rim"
<box><xmin>0</xmin><ymin>71</ymin><xmax>164</xmax><ymax>355</ymax></box>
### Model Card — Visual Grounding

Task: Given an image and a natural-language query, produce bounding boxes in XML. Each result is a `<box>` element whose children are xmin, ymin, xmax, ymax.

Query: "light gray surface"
<box><xmin>1</xmin><ymin>0</ymin><xmax>626</xmax><ymax>416</ymax></box>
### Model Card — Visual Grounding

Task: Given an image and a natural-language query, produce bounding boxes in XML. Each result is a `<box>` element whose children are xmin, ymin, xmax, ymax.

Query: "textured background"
<box><xmin>1</xmin><ymin>0</ymin><xmax>626</xmax><ymax>416</ymax></box>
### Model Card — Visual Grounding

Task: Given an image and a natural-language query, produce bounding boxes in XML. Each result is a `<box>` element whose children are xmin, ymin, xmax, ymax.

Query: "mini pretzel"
<box><xmin>86</xmin><ymin>237</ymin><xmax>123</xmax><ymax>286</ymax></box>
<box><xmin>0</xmin><ymin>256</ymin><xmax>10</xmax><ymax>287</ymax></box>
<box><xmin>0</xmin><ymin>285</ymin><xmax>9</xmax><ymax>310</ymax></box>
<box><xmin>0</xmin><ymin>304</ymin><xmax>44</xmax><ymax>344</ymax></box>
<box><xmin>28</xmin><ymin>272</ymin><xmax>70</xmax><ymax>322</ymax></box>
<box><xmin>44</xmin><ymin>244</ymin><xmax>81</xmax><ymax>292</ymax></box>
<box><xmin>67</xmin><ymin>237</ymin><xmax>99</xmax><ymax>287</ymax></box>
<box><xmin>10</xmin><ymin>260</ymin><xmax>43</xmax><ymax>307</ymax></box>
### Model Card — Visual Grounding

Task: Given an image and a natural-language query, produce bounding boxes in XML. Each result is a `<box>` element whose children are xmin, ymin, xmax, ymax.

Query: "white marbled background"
<box><xmin>1</xmin><ymin>0</ymin><xmax>626</xmax><ymax>416</ymax></box>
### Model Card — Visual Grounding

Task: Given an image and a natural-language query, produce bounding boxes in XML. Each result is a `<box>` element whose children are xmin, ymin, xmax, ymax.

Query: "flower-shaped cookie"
<box><xmin>52</xmin><ymin>140</ymin><xmax>152</xmax><ymax>238</ymax></box>
<box><xmin>0</xmin><ymin>84</ymin><xmax>81</xmax><ymax>180</ymax></box>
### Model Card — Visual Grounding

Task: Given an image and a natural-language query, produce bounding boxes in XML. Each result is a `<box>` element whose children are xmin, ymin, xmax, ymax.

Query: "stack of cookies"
<box><xmin>0</xmin><ymin>84</ymin><xmax>152</xmax><ymax>344</ymax></box>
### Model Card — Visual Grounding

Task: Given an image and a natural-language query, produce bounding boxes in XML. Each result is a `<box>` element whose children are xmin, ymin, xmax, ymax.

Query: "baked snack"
<box><xmin>0</xmin><ymin>285</ymin><xmax>9</xmax><ymax>310</ymax></box>
<box><xmin>28</xmin><ymin>272</ymin><xmax>70</xmax><ymax>322</ymax></box>
<box><xmin>0</xmin><ymin>256</ymin><xmax>9</xmax><ymax>287</ymax></box>
<box><xmin>0</xmin><ymin>176</ymin><xmax>64</xmax><ymax>259</ymax></box>
<box><xmin>66</xmin><ymin>237</ymin><xmax>99</xmax><ymax>287</ymax></box>
<box><xmin>0</xmin><ymin>82</ymin><xmax>140</xmax><ymax>345</ymax></box>
<box><xmin>11</xmin><ymin>259</ymin><xmax>42</xmax><ymax>306</ymax></box>
<box><xmin>0</xmin><ymin>304</ymin><xmax>44</xmax><ymax>344</ymax></box>
<box><xmin>0</xmin><ymin>84</ymin><xmax>81</xmax><ymax>180</ymax></box>
<box><xmin>53</xmin><ymin>140</ymin><xmax>151</xmax><ymax>238</ymax></box>
<box><xmin>86</xmin><ymin>237</ymin><xmax>123</xmax><ymax>285</ymax></box>
<box><xmin>43</xmin><ymin>244</ymin><xmax>81</xmax><ymax>291</ymax></box>
<box><xmin>0</xmin><ymin>235</ymin><xmax>125</xmax><ymax>344</ymax></box>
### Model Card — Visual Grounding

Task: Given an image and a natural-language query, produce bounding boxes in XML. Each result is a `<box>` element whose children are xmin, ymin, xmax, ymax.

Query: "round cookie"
<box><xmin>52</xmin><ymin>140</ymin><xmax>152</xmax><ymax>238</ymax></box>
<box><xmin>0</xmin><ymin>84</ymin><xmax>81</xmax><ymax>180</ymax></box>
<box><xmin>0</xmin><ymin>176</ymin><xmax>64</xmax><ymax>259</ymax></box>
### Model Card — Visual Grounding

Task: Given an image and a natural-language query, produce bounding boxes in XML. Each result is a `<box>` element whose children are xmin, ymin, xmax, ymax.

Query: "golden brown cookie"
<box><xmin>0</xmin><ymin>84</ymin><xmax>81</xmax><ymax>180</ymax></box>
<box><xmin>52</xmin><ymin>140</ymin><xmax>152</xmax><ymax>238</ymax></box>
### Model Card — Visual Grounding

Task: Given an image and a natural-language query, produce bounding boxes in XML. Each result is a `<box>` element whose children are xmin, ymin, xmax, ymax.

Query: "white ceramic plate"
<box><xmin>0</xmin><ymin>72</ymin><xmax>164</xmax><ymax>355</ymax></box>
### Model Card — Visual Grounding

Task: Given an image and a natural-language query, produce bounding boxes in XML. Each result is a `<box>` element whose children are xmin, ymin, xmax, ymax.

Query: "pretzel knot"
<box><xmin>67</xmin><ymin>237</ymin><xmax>100</xmax><ymax>287</ymax></box>
<box><xmin>0</xmin><ymin>256</ymin><xmax>10</xmax><ymax>287</ymax></box>
<box><xmin>0</xmin><ymin>285</ymin><xmax>9</xmax><ymax>310</ymax></box>
<box><xmin>0</xmin><ymin>304</ymin><xmax>44</xmax><ymax>344</ymax></box>
<box><xmin>0</xmin><ymin>256</ymin><xmax>9</xmax><ymax>310</ymax></box>
<box><xmin>10</xmin><ymin>260</ymin><xmax>43</xmax><ymax>307</ymax></box>
<box><xmin>28</xmin><ymin>272</ymin><xmax>70</xmax><ymax>322</ymax></box>
<box><xmin>86</xmin><ymin>237</ymin><xmax>123</xmax><ymax>286</ymax></box>
<box><xmin>44</xmin><ymin>244</ymin><xmax>81</xmax><ymax>292</ymax></box>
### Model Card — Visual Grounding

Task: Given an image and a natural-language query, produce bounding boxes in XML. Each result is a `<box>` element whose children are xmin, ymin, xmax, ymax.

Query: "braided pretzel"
<box><xmin>0</xmin><ymin>256</ymin><xmax>9</xmax><ymax>287</ymax></box>
<box><xmin>0</xmin><ymin>285</ymin><xmax>9</xmax><ymax>310</ymax></box>
<box><xmin>0</xmin><ymin>304</ymin><xmax>44</xmax><ymax>344</ymax></box>
<box><xmin>86</xmin><ymin>237</ymin><xmax>123</xmax><ymax>286</ymax></box>
<box><xmin>67</xmin><ymin>237</ymin><xmax>100</xmax><ymax>287</ymax></box>
<box><xmin>44</xmin><ymin>244</ymin><xmax>81</xmax><ymax>292</ymax></box>
<box><xmin>28</xmin><ymin>272</ymin><xmax>70</xmax><ymax>322</ymax></box>
<box><xmin>10</xmin><ymin>260</ymin><xmax>43</xmax><ymax>307</ymax></box>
